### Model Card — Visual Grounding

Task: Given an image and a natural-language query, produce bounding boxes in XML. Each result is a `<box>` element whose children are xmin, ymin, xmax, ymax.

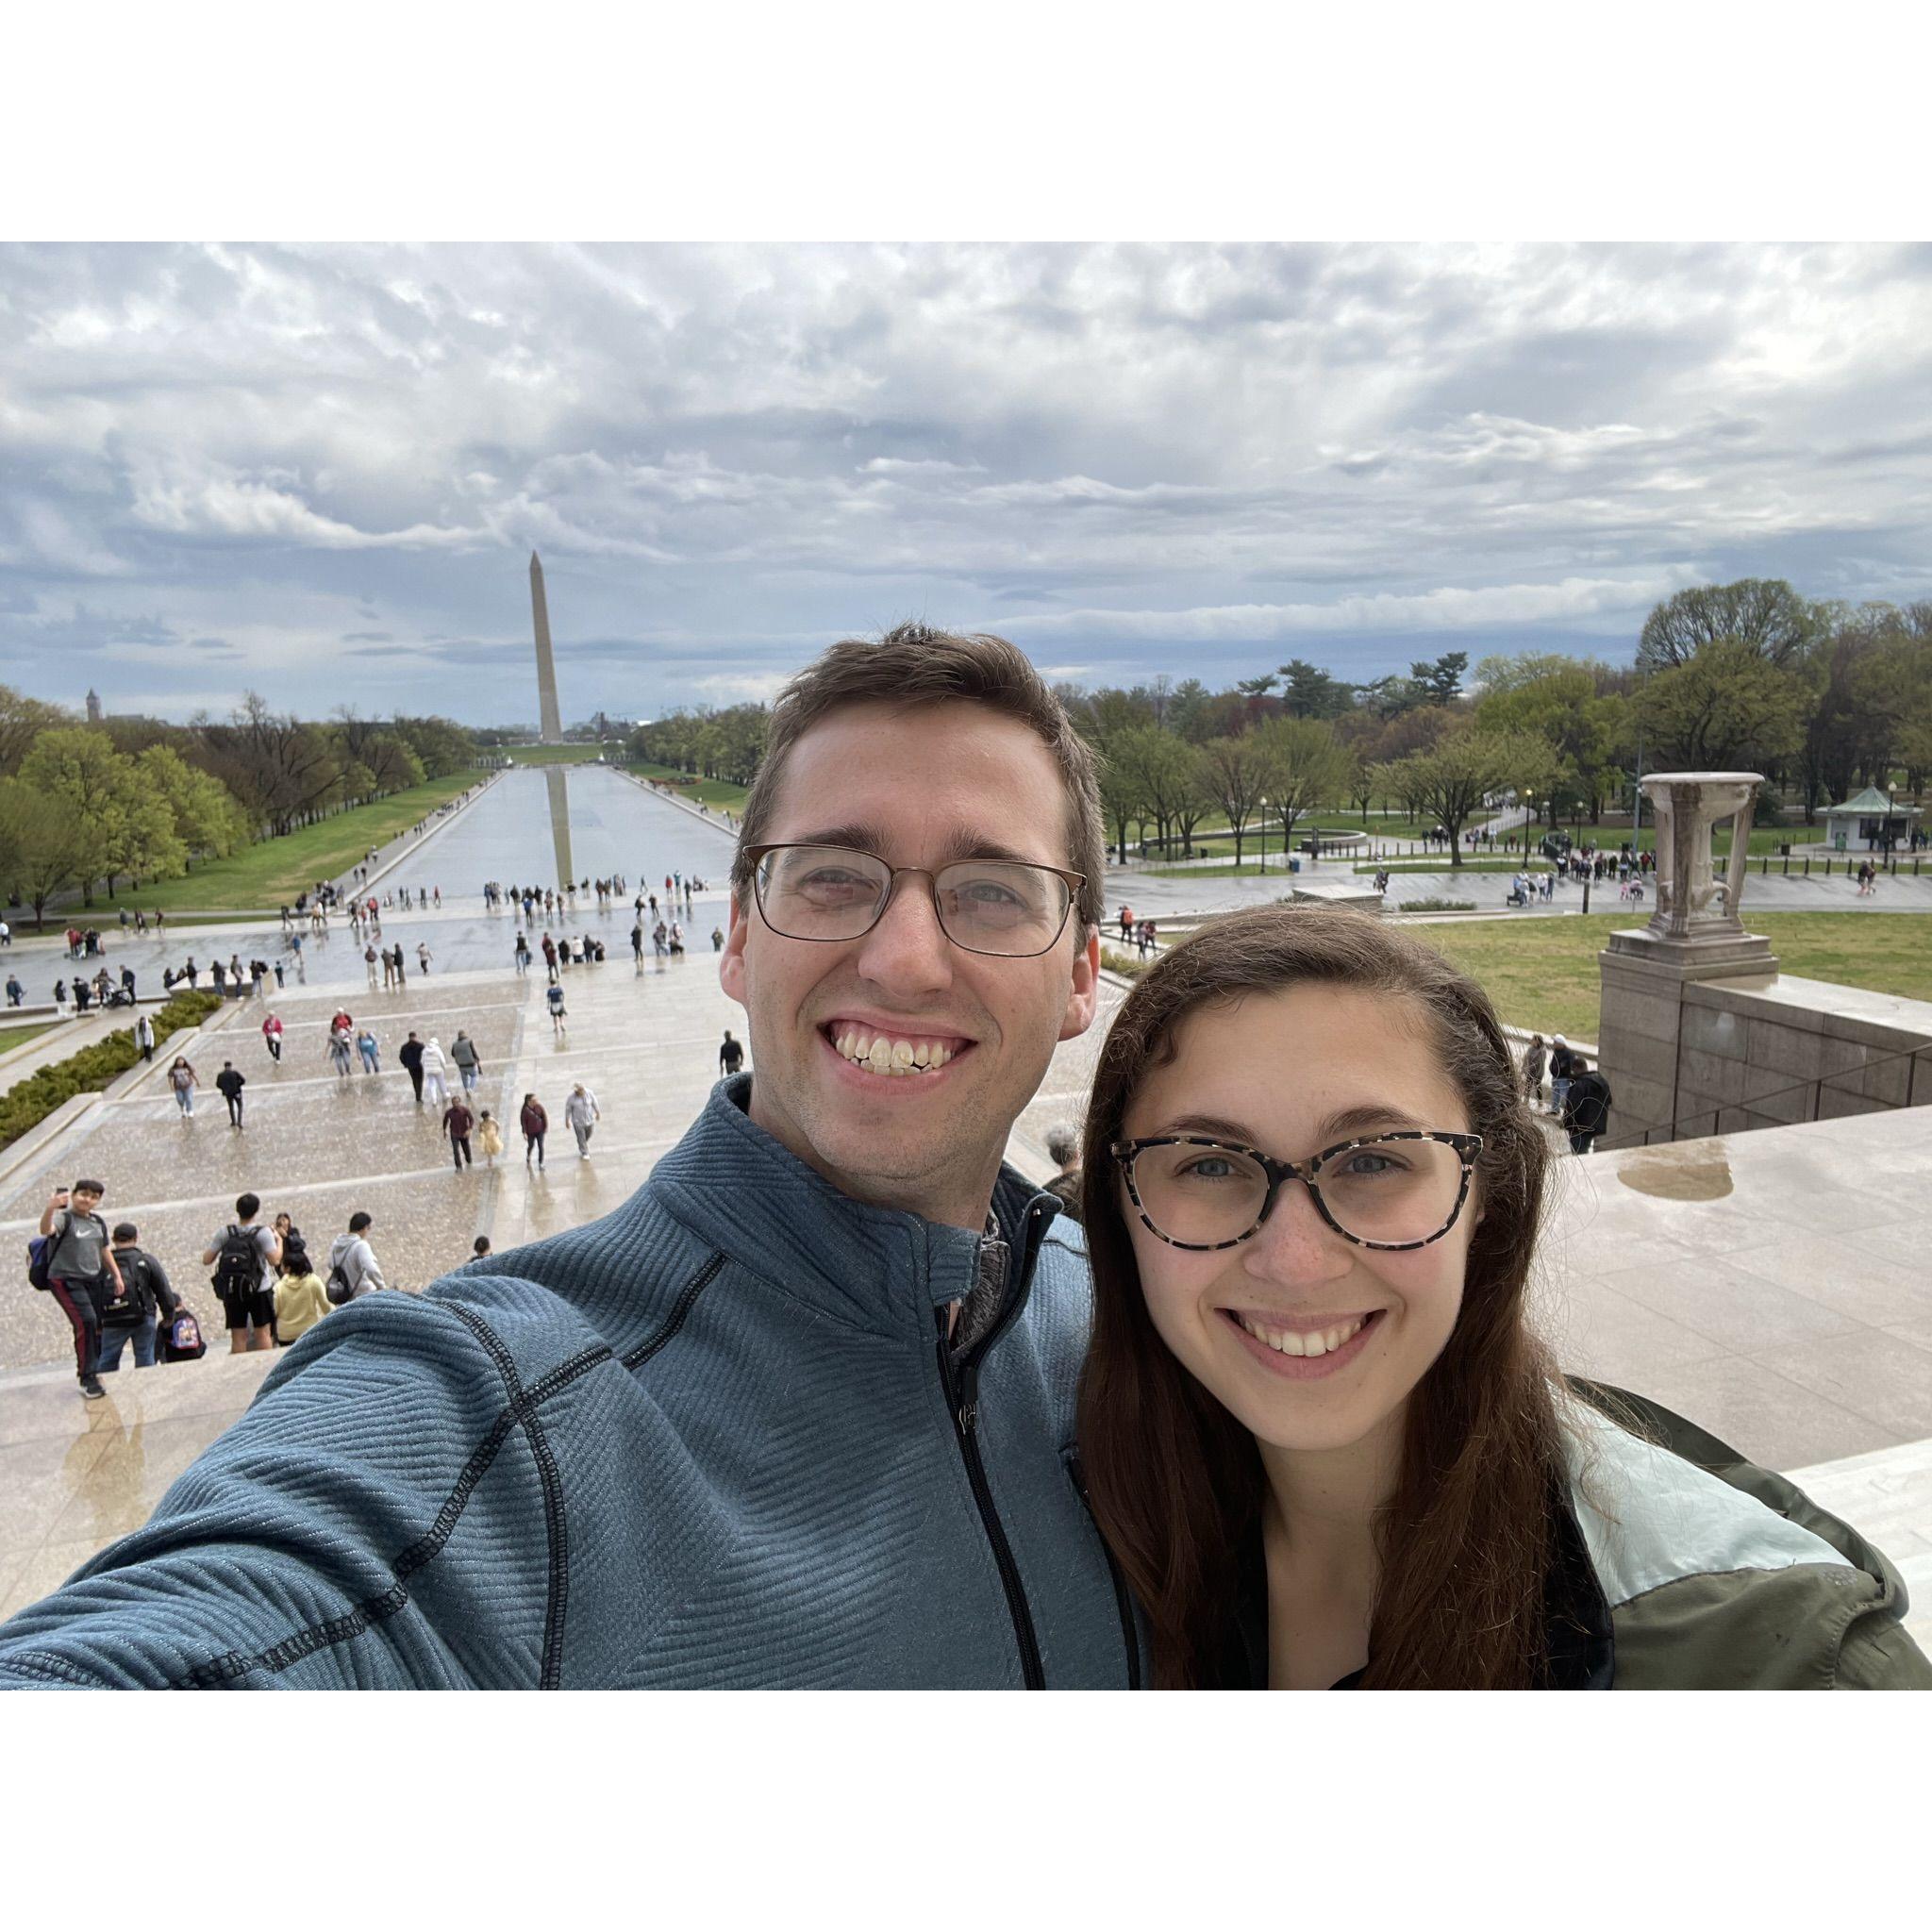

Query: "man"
<box><xmin>5</xmin><ymin>973</ymin><xmax>21</xmax><ymax>1008</ymax></box>
<box><xmin>37</xmin><ymin>1179</ymin><xmax>127</xmax><ymax>1399</ymax></box>
<box><xmin>1548</xmin><ymin>1034</ymin><xmax>1576</xmax><ymax>1121</ymax></box>
<box><xmin>202</xmin><ymin>1191</ymin><xmax>281</xmax><ymax>1354</ymax></box>
<box><xmin>365</xmin><ymin>942</ymin><xmax>381</xmax><ymax>991</ymax></box>
<box><xmin>96</xmin><ymin>1222</ymin><xmax>178</xmax><ymax>1373</ymax></box>
<box><xmin>450</xmin><ymin>1030</ymin><xmax>483</xmax><ymax>1093</ymax></box>
<box><xmin>1562</xmin><ymin>1056</ymin><xmax>1615</xmax><ymax>1157</ymax></box>
<box><xmin>0</xmin><ymin>625</ymin><xmax>1133</xmax><ymax>1689</ymax></box>
<box><xmin>718</xmin><ymin>1029</ymin><xmax>744</xmax><ymax>1078</ymax></box>
<box><xmin>398</xmin><ymin>1031</ymin><xmax>425</xmax><ymax>1103</ymax></box>
<box><xmin>630</xmin><ymin>921</ymin><xmax>644</xmax><ymax>964</ymax></box>
<box><xmin>327</xmin><ymin>1211</ymin><xmax>387</xmax><ymax>1299</ymax></box>
<box><xmin>442</xmin><ymin>1095</ymin><xmax>475</xmax><ymax>1172</ymax></box>
<box><xmin>215</xmin><ymin>1060</ymin><xmax>246</xmax><ymax>1129</ymax></box>
<box><xmin>563</xmin><ymin>1082</ymin><xmax>600</xmax><ymax>1158</ymax></box>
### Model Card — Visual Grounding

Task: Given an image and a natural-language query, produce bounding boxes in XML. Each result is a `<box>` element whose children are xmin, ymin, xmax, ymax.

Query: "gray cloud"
<box><xmin>1</xmin><ymin>242</ymin><xmax>1928</xmax><ymax>722</ymax></box>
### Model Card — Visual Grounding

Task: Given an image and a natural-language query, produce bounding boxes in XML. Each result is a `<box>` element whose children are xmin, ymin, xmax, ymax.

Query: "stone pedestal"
<box><xmin>1597</xmin><ymin>773</ymin><xmax>1780</xmax><ymax>1146</ymax></box>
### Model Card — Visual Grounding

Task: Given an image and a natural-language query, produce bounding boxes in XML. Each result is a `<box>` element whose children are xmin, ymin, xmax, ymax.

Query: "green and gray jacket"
<box><xmin>1224</xmin><ymin>1380</ymin><xmax>1929</xmax><ymax>1689</ymax></box>
<box><xmin>1564</xmin><ymin>1382</ymin><xmax>1929</xmax><ymax>1690</ymax></box>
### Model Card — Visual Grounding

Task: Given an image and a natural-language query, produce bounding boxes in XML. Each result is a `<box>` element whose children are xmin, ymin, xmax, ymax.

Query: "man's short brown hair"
<box><xmin>731</xmin><ymin>624</ymin><xmax>1105</xmax><ymax>931</ymax></box>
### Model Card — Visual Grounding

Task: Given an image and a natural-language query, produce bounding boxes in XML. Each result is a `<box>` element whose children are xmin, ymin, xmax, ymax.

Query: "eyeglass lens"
<box><xmin>1129</xmin><ymin>1137</ymin><xmax>1466</xmax><ymax>1247</ymax></box>
<box><xmin>756</xmin><ymin>845</ymin><xmax>1071</xmax><ymax>955</ymax></box>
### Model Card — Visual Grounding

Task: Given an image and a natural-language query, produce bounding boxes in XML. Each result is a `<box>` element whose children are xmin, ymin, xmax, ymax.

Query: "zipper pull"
<box><xmin>956</xmin><ymin>1357</ymin><xmax>980</xmax><ymax>1434</ymax></box>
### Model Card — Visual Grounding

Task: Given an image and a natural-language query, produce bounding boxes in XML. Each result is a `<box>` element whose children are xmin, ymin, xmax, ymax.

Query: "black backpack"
<box><xmin>211</xmin><ymin>1224</ymin><xmax>261</xmax><ymax>1300</ymax></box>
<box><xmin>96</xmin><ymin>1249</ymin><xmax>146</xmax><ymax>1323</ymax></box>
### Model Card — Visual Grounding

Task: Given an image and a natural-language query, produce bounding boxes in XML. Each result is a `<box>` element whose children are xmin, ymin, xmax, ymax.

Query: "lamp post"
<box><xmin>1258</xmin><ymin>795</ymin><xmax>1270</xmax><ymax>874</ymax></box>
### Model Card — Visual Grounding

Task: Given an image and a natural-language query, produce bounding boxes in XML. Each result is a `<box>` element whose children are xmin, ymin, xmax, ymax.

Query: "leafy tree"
<box><xmin>136</xmin><ymin>744</ymin><xmax>247</xmax><ymax>863</ymax></box>
<box><xmin>1096</xmin><ymin>739</ymin><xmax>1149</xmax><ymax>866</ymax></box>
<box><xmin>1376</xmin><ymin>730</ymin><xmax>1539</xmax><ymax>867</ymax></box>
<box><xmin>1250</xmin><ymin>715</ymin><xmax>1350</xmax><ymax>854</ymax></box>
<box><xmin>1636</xmin><ymin>578</ymin><xmax>1826</xmax><ymax>673</ymax></box>
<box><xmin>18</xmin><ymin>727</ymin><xmax>181</xmax><ymax>904</ymax></box>
<box><xmin>1276</xmin><ymin>658</ymin><xmax>1352</xmax><ymax>720</ymax></box>
<box><xmin>1408</xmin><ymin>652</ymin><xmax>1469</xmax><ymax>705</ymax></box>
<box><xmin>1165</xmin><ymin>677</ymin><xmax>1218</xmax><ymax>744</ymax></box>
<box><xmin>1201</xmin><ymin>735</ymin><xmax>1269</xmax><ymax>866</ymax></box>
<box><xmin>1638</xmin><ymin>638</ymin><xmax>1808</xmax><ymax>771</ymax></box>
<box><xmin>0</xmin><ymin>684</ymin><xmax>71</xmax><ymax>778</ymax></box>
<box><xmin>0</xmin><ymin>774</ymin><xmax>90</xmax><ymax>924</ymax></box>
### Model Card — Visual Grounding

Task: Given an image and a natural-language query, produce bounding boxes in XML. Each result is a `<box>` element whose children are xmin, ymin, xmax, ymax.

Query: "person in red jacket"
<box><xmin>261</xmin><ymin>1011</ymin><xmax>284</xmax><ymax>1062</ymax></box>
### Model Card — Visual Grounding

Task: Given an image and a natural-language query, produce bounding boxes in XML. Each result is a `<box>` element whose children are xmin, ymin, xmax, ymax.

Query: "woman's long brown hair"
<box><xmin>1075</xmin><ymin>907</ymin><xmax>1565</xmax><ymax>1689</ymax></box>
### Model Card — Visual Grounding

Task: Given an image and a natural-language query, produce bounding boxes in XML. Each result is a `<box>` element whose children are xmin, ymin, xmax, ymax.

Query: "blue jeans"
<box><xmin>1550</xmin><ymin>1077</ymin><xmax>1571</xmax><ymax>1118</ymax></box>
<box><xmin>359</xmin><ymin>1044</ymin><xmax>380</xmax><ymax>1073</ymax></box>
<box><xmin>97</xmin><ymin>1318</ymin><xmax>157</xmax><ymax>1371</ymax></box>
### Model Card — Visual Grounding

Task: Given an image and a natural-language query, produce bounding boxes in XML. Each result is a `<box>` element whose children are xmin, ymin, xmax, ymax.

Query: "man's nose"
<box><xmin>853</xmin><ymin>874</ymin><xmax>955</xmax><ymax>993</ymax></box>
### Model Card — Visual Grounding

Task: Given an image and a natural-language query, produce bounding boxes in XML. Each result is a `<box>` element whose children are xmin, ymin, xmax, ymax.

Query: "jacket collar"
<box><xmin>644</xmin><ymin>1074</ymin><xmax>1062</xmax><ymax>1337</ymax></box>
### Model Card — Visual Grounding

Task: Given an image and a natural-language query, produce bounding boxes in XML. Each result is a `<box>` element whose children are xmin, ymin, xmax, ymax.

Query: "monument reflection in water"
<box><xmin>546</xmin><ymin>767</ymin><xmax>575</xmax><ymax>885</ymax></box>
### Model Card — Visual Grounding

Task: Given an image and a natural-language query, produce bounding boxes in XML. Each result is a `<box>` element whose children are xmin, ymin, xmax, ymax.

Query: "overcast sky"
<box><xmin>3</xmin><ymin>241</ymin><xmax>1929</xmax><ymax>726</ymax></box>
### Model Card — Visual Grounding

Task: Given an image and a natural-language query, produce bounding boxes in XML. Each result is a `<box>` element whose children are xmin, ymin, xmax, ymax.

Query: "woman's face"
<box><xmin>1119</xmin><ymin>985</ymin><xmax>1480</xmax><ymax>1461</ymax></box>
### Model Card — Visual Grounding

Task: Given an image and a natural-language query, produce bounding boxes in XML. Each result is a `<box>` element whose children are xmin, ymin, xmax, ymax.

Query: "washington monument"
<box><xmin>529</xmin><ymin>550</ymin><xmax>563</xmax><ymax>744</ymax></box>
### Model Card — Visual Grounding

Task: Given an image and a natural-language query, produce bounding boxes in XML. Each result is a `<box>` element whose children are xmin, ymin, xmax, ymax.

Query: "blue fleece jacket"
<box><xmin>0</xmin><ymin>1077</ymin><xmax>1139</xmax><ymax>1689</ymax></box>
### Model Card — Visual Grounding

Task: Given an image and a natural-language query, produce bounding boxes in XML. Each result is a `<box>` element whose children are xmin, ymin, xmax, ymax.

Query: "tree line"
<box><xmin>0</xmin><ymin>687</ymin><xmax>476</xmax><ymax>922</ymax></box>
<box><xmin>620</xmin><ymin>577</ymin><xmax>1932</xmax><ymax>875</ymax></box>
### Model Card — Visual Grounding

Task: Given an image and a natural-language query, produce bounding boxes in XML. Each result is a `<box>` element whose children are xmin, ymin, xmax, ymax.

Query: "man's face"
<box><xmin>721</xmin><ymin>700</ymin><xmax>1100</xmax><ymax>1230</ymax></box>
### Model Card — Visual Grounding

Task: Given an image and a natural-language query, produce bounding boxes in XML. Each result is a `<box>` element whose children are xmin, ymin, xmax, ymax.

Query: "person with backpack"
<box><xmin>326</xmin><ymin>1212</ymin><xmax>386</xmax><ymax>1302</ymax></box>
<box><xmin>274</xmin><ymin>1241</ymin><xmax>332</xmax><ymax>1346</ymax></box>
<box><xmin>364</xmin><ymin>942</ymin><xmax>380</xmax><ymax>991</ymax></box>
<box><xmin>215</xmin><ymin>1060</ymin><xmax>247</xmax><ymax>1128</ymax></box>
<box><xmin>35</xmin><ymin>1179</ymin><xmax>127</xmax><ymax>1398</ymax></box>
<box><xmin>521</xmin><ymin>1092</ymin><xmax>548</xmax><ymax>1169</ymax></box>
<box><xmin>545</xmin><ymin>981</ymin><xmax>567</xmax><ymax>1037</ymax></box>
<box><xmin>96</xmin><ymin>1222</ymin><xmax>178</xmax><ymax>1373</ymax></box>
<box><xmin>1562</xmin><ymin>1055</ymin><xmax>1616</xmax><ymax>1156</ymax></box>
<box><xmin>201</xmin><ymin>1192</ymin><xmax>282</xmax><ymax>1354</ymax></box>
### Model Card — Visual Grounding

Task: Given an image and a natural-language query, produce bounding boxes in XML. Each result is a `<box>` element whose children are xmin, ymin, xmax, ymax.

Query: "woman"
<box><xmin>521</xmin><ymin>1092</ymin><xmax>548</xmax><ymax>1170</ymax></box>
<box><xmin>167</xmin><ymin>1056</ymin><xmax>198</xmax><ymax>1117</ymax></box>
<box><xmin>274</xmin><ymin>1241</ymin><xmax>331</xmax><ymax>1346</ymax></box>
<box><xmin>420</xmin><ymin>1035</ymin><xmax>449</xmax><ymax>1107</ymax></box>
<box><xmin>1520</xmin><ymin>1032</ymin><xmax>1547</xmax><ymax>1113</ymax></box>
<box><xmin>1076</xmin><ymin>907</ymin><xmax>1930</xmax><ymax>1690</ymax></box>
<box><xmin>357</xmin><ymin>1024</ymin><xmax>381</xmax><ymax>1074</ymax></box>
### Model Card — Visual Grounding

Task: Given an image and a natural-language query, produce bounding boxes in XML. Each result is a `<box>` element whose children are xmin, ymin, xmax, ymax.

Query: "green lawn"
<box><xmin>632</xmin><ymin>762</ymin><xmax>751</xmax><ymax>812</ymax></box>
<box><xmin>0</xmin><ymin>1021</ymin><xmax>60</xmax><ymax>1057</ymax></box>
<box><xmin>502</xmin><ymin>742</ymin><xmax>619</xmax><ymax>766</ymax></box>
<box><xmin>1413</xmin><ymin>911</ymin><xmax>1932</xmax><ymax>1043</ymax></box>
<box><xmin>77</xmin><ymin>770</ymin><xmax>485</xmax><ymax>915</ymax></box>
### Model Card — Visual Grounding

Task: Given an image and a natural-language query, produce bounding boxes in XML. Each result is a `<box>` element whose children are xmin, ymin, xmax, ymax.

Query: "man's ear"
<box><xmin>1058</xmin><ymin>925</ymin><xmax>1103</xmax><ymax>1042</ymax></box>
<box><xmin>719</xmin><ymin>894</ymin><xmax>752</xmax><ymax>1011</ymax></box>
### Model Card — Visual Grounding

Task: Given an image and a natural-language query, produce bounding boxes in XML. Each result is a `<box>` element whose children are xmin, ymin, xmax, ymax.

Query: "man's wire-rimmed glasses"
<box><xmin>1111</xmin><ymin>1129</ymin><xmax>1484</xmax><ymax>1252</ymax></box>
<box><xmin>743</xmin><ymin>842</ymin><xmax>1084</xmax><ymax>958</ymax></box>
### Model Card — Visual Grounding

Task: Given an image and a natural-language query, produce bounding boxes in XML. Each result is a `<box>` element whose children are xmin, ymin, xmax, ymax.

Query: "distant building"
<box><xmin>1822</xmin><ymin>787</ymin><xmax>1922</xmax><ymax>853</ymax></box>
<box><xmin>85</xmin><ymin>688</ymin><xmax>102</xmax><ymax>724</ymax></box>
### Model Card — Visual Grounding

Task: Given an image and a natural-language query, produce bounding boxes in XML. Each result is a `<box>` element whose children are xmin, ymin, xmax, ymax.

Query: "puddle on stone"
<box><xmin>1617</xmin><ymin>1144</ymin><xmax>1735</xmax><ymax>1202</ymax></box>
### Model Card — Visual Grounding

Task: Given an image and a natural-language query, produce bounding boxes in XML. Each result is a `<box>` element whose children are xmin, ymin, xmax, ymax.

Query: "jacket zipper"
<box><xmin>936</xmin><ymin>1309</ymin><xmax>1046</xmax><ymax>1689</ymax></box>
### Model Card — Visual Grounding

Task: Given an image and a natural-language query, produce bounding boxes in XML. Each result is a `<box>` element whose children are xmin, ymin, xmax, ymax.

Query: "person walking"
<box><xmin>38</xmin><ymin>1179</ymin><xmax>125</xmax><ymax>1398</ymax></box>
<box><xmin>514</xmin><ymin>932</ymin><xmax>531</xmax><ymax>976</ymax></box>
<box><xmin>520</xmin><ymin>1092</ymin><xmax>548</xmax><ymax>1169</ymax></box>
<box><xmin>357</xmin><ymin>1025</ymin><xmax>381</xmax><ymax>1074</ymax></box>
<box><xmin>215</xmin><ymin>1060</ymin><xmax>247</xmax><ymax>1129</ymax></box>
<box><xmin>564</xmin><ymin>1082</ymin><xmax>601</xmax><ymax>1158</ymax></box>
<box><xmin>134</xmin><ymin>1010</ymin><xmax>155</xmax><ymax>1062</ymax></box>
<box><xmin>325</xmin><ymin>1212</ymin><xmax>387</xmax><ymax>1301</ymax></box>
<box><xmin>6</xmin><ymin>973</ymin><xmax>22</xmax><ymax>1008</ymax></box>
<box><xmin>399</xmin><ymin>1031</ymin><xmax>425</xmax><ymax>1104</ymax></box>
<box><xmin>442</xmin><ymin>1096</ymin><xmax>475</xmax><ymax>1172</ymax></box>
<box><xmin>417</xmin><ymin>941</ymin><xmax>433</xmax><ymax>977</ymax></box>
<box><xmin>1562</xmin><ymin>1056</ymin><xmax>1615</xmax><ymax>1156</ymax></box>
<box><xmin>96</xmin><ymin>1221</ymin><xmax>178</xmax><ymax>1373</ymax></box>
<box><xmin>546</xmin><ymin>980</ymin><xmax>567</xmax><ymax>1037</ymax></box>
<box><xmin>1521</xmin><ymin>1032</ymin><xmax>1548</xmax><ymax>1113</ymax></box>
<box><xmin>262</xmin><ymin>1011</ymin><xmax>284</xmax><ymax>1062</ymax></box>
<box><xmin>450</xmin><ymin>1030</ymin><xmax>483</xmax><ymax>1093</ymax></box>
<box><xmin>476</xmin><ymin>1109</ymin><xmax>504</xmax><ymax>1167</ymax></box>
<box><xmin>630</xmin><ymin>921</ymin><xmax>643</xmax><ymax>964</ymax></box>
<box><xmin>203</xmin><ymin>1192</ymin><xmax>281</xmax><ymax>1354</ymax></box>
<box><xmin>1548</xmin><ymin>1035</ymin><xmax>1577</xmax><ymax>1122</ymax></box>
<box><xmin>421</xmin><ymin>1036</ymin><xmax>450</xmax><ymax>1108</ymax></box>
<box><xmin>365</xmin><ymin>942</ymin><xmax>381</xmax><ymax>991</ymax></box>
<box><xmin>274</xmin><ymin>1241</ymin><xmax>331</xmax><ymax>1345</ymax></box>
<box><xmin>719</xmin><ymin>1029</ymin><xmax>744</xmax><ymax>1078</ymax></box>
<box><xmin>326</xmin><ymin>1023</ymin><xmax>354</xmax><ymax>1080</ymax></box>
<box><xmin>168</xmin><ymin>1056</ymin><xmax>198</xmax><ymax>1117</ymax></box>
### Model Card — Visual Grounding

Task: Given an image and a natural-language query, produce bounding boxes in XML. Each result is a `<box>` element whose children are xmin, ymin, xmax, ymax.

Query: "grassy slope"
<box><xmin>1413</xmin><ymin>911</ymin><xmax>1932</xmax><ymax>1042</ymax></box>
<box><xmin>0</xmin><ymin>1022</ymin><xmax>59</xmax><ymax>1057</ymax></box>
<box><xmin>631</xmin><ymin>762</ymin><xmax>750</xmax><ymax>812</ymax></box>
<box><xmin>86</xmin><ymin>771</ymin><xmax>484</xmax><ymax>916</ymax></box>
<box><xmin>501</xmin><ymin>742</ymin><xmax>617</xmax><ymax>766</ymax></box>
